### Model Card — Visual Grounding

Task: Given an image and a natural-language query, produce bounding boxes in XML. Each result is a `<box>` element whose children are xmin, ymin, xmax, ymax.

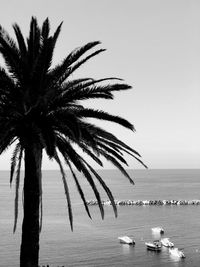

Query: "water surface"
<box><xmin>0</xmin><ymin>169</ymin><xmax>200</xmax><ymax>266</ymax></box>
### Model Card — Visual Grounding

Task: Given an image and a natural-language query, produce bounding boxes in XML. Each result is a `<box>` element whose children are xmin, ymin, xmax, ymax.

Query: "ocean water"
<box><xmin>1</xmin><ymin>169</ymin><xmax>200</xmax><ymax>267</ymax></box>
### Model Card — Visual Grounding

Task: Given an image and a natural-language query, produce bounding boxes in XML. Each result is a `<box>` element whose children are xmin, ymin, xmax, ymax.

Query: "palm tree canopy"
<box><xmin>0</xmin><ymin>17</ymin><xmax>146</xmax><ymax>230</ymax></box>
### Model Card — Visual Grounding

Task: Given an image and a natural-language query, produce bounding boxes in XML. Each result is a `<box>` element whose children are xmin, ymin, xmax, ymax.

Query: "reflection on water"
<box><xmin>121</xmin><ymin>244</ymin><xmax>132</xmax><ymax>255</ymax></box>
<box><xmin>152</xmin><ymin>232</ymin><xmax>162</xmax><ymax>240</ymax></box>
<box><xmin>169</xmin><ymin>254</ymin><xmax>182</xmax><ymax>262</ymax></box>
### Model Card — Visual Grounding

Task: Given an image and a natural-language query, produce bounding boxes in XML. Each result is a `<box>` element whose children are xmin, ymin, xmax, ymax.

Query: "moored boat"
<box><xmin>145</xmin><ymin>240</ymin><xmax>162</xmax><ymax>251</ymax></box>
<box><xmin>160</xmin><ymin>237</ymin><xmax>174</xmax><ymax>248</ymax></box>
<box><xmin>169</xmin><ymin>248</ymin><xmax>185</xmax><ymax>258</ymax></box>
<box><xmin>151</xmin><ymin>227</ymin><xmax>164</xmax><ymax>234</ymax></box>
<box><xmin>118</xmin><ymin>236</ymin><xmax>135</xmax><ymax>245</ymax></box>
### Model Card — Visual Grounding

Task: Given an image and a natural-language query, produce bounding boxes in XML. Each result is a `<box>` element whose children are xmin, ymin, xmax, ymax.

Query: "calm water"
<box><xmin>1</xmin><ymin>169</ymin><xmax>200</xmax><ymax>267</ymax></box>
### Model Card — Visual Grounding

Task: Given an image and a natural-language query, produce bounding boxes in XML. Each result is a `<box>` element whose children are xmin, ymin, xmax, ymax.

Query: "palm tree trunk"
<box><xmin>20</xmin><ymin>143</ymin><xmax>42</xmax><ymax>267</ymax></box>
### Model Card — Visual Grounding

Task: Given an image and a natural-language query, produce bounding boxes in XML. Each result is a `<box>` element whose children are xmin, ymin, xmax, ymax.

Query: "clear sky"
<box><xmin>0</xmin><ymin>0</ymin><xmax>199</xmax><ymax>169</ymax></box>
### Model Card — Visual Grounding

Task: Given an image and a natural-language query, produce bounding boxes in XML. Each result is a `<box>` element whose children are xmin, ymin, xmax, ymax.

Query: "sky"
<box><xmin>0</xmin><ymin>0</ymin><xmax>199</xmax><ymax>169</ymax></box>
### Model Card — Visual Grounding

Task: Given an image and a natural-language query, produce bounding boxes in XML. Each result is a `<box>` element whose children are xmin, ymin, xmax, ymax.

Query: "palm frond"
<box><xmin>76</xmin><ymin>162</ymin><xmax>104</xmax><ymax>219</ymax></box>
<box><xmin>95</xmin><ymin>137</ymin><xmax>123</xmax><ymax>155</ymax></box>
<box><xmin>96</xmin><ymin>141</ymin><xmax>128</xmax><ymax>165</ymax></box>
<box><xmin>99</xmin><ymin>149</ymin><xmax>134</xmax><ymax>185</ymax></box>
<box><xmin>54</xmin><ymin>152</ymin><xmax>73</xmax><ymax>230</ymax></box>
<box><xmin>82</xmin><ymin>160</ymin><xmax>117</xmax><ymax>218</ymax></box>
<box><xmin>67</xmin><ymin>77</ymin><xmax>123</xmax><ymax>90</ymax></box>
<box><xmin>10</xmin><ymin>142</ymin><xmax>21</xmax><ymax>186</ymax></box>
<box><xmin>71</xmin><ymin>122</ymin><xmax>99</xmax><ymax>152</ymax></box>
<box><xmin>96</xmin><ymin>136</ymin><xmax>147</xmax><ymax>168</ymax></box>
<box><xmin>76</xmin><ymin>108</ymin><xmax>135</xmax><ymax>131</ymax></box>
<box><xmin>59</xmin><ymin>78</ymin><xmax>127</xmax><ymax>102</ymax></box>
<box><xmin>39</xmin><ymin>189</ymin><xmax>43</xmax><ymax>233</ymax></box>
<box><xmin>0</xmin><ymin>26</ymin><xmax>21</xmax><ymax>80</ymax></box>
<box><xmin>65</xmin><ymin>80</ymin><xmax>131</xmax><ymax>99</ymax></box>
<box><xmin>33</xmin><ymin>37</ymin><xmax>54</xmax><ymax>90</ymax></box>
<box><xmin>80</xmin><ymin>122</ymin><xmax>140</xmax><ymax>156</ymax></box>
<box><xmin>0</xmin><ymin>128</ymin><xmax>16</xmax><ymax>155</ymax></box>
<box><xmin>52</xmin><ymin>112</ymin><xmax>81</xmax><ymax>142</ymax></box>
<box><xmin>56</xmin><ymin>86</ymin><xmax>113</xmax><ymax>104</ymax></box>
<box><xmin>62</xmin><ymin>48</ymin><xmax>106</xmax><ymax>82</ymax></box>
<box><xmin>39</xmin><ymin>156</ymin><xmax>43</xmax><ymax>233</ymax></box>
<box><xmin>63</xmin><ymin>78</ymin><xmax>95</xmax><ymax>89</ymax></box>
<box><xmin>13</xmin><ymin>147</ymin><xmax>23</xmax><ymax>233</ymax></box>
<box><xmin>46</xmin><ymin>80</ymin><xmax>131</xmax><ymax>109</ymax></box>
<box><xmin>56</xmin><ymin>137</ymin><xmax>104</xmax><ymax>219</ymax></box>
<box><xmin>41</xmin><ymin>18</ymin><xmax>50</xmax><ymax>40</ymax></box>
<box><xmin>52</xmin><ymin>21</ymin><xmax>63</xmax><ymax>46</ymax></box>
<box><xmin>48</xmin><ymin>41</ymin><xmax>101</xmax><ymax>83</ymax></box>
<box><xmin>0</xmin><ymin>67</ymin><xmax>16</xmax><ymax>93</ymax></box>
<box><xmin>65</xmin><ymin>158</ymin><xmax>92</xmax><ymax>219</ymax></box>
<box><xmin>27</xmin><ymin>17</ymin><xmax>41</xmax><ymax>66</ymax></box>
<box><xmin>78</xmin><ymin>143</ymin><xmax>102</xmax><ymax>166</ymax></box>
<box><xmin>13</xmin><ymin>23</ymin><xmax>27</xmax><ymax>58</ymax></box>
<box><xmin>34</xmin><ymin>18</ymin><xmax>62</xmax><ymax>84</ymax></box>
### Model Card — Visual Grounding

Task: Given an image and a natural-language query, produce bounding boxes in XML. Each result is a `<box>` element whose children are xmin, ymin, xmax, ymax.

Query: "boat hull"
<box><xmin>118</xmin><ymin>236</ymin><xmax>135</xmax><ymax>245</ymax></box>
<box><xmin>151</xmin><ymin>227</ymin><xmax>164</xmax><ymax>234</ymax></box>
<box><xmin>161</xmin><ymin>238</ymin><xmax>174</xmax><ymax>248</ymax></box>
<box><xmin>169</xmin><ymin>248</ymin><xmax>185</xmax><ymax>258</ymax></box>
<box><xmin>145</xmin><ymin>242</ymin><xmax>162</xmax><ymax>251</ymax></box>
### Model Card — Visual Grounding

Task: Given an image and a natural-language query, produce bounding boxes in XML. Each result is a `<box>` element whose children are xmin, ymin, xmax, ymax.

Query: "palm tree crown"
<box><xmin>0</xmin><ymin>17</ymin><xmax>146</xmax><ymax>232</ymax></box>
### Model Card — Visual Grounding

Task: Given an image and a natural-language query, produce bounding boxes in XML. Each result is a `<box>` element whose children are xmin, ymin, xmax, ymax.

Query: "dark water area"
<box><xmin>0</xmin><ymin>169</ymin><xmax>200</xmax><ymax>266</ymax></box>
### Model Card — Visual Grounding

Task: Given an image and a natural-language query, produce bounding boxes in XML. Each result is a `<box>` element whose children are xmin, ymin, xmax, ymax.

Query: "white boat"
<box><xmin>151</xmin><ymin>227</ymin><xmax>164</xmax><ymax>234</ymax></box>
<box><xmin>118</xmin><ymin>236</ymin><xmax>135</xmax><ymax>245</ymax></box>
<box><xmin>145</xmin><ymin>240</ymin><xmax>162</xmax><ymax>251</ymax></box>
<box><xmin>169</xmin><ymin>248</ymin><xmax>185</xmax><ymax>258</ymax></box>
<box><xmin>160</xmin><ymin>238</ymin><xmax>174</xmax><ymax>247</ymax></box>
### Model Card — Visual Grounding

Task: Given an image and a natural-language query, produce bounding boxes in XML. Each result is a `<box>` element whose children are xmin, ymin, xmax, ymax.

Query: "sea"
<box><xmin>1</xmin><ymin>169</ymin><xmax>200</xmax><ymax>267</ymax></box>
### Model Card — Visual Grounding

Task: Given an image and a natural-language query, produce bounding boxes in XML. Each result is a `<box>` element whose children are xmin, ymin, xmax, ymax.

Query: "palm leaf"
<box><xmin>27</xmin><ymin>17</ymin><xmax>41</xmax><ymax>66</ymax></box>
<box><xmin>49</xmin><ymin>41</ymin><xmax>101</xmax><ymax>84</ymax></box>
<box><xmin>65</xmin><ymin>158</ymin><xmax>92</xmax><ymax>219</ymax></box>
<box><xmin>13</xmin><ymin>23</ymin><xmax>27</xmax><ymax>58</ymax></box>
<box><xmin>54</xmin><ymin>152</ymin><xmax>73</xmax><ymax>230</ymax></box>
<box><xmin>0</xmin><ymin>26</ymin><xmax>21</xmax><ymax>80</ymax></box>
<box><xmin>99</xmin><ymin>149</ymin><xmax>134</xmax><ymax>185</ymax></box>
<box><xmin>78</xmin><ymin>143</ymin><xmax>103</xmax><ymax>166</ymax></box>
<box><xmin>0</xmin><ymin>128</ymin><xmax>16</xmax><ymax>155</ymax></box>
<box><xmin>67</xmin><ymin>77</ymin><xmax>123</xmax><ymax>91</ymax></box>
<box><xmin>10</xmin><ymin>142</ymin><xmax>21</xmax><ymax>186</ymax></box>
<box><xmin>39</xmin><ymin>193</ymin><xmax>43</xmax><ymax>233</ymax></box>
<box><xmin>52</xmin><ymin>21</ymin><xmax>63</xmax><ymax>46</ymax></box>
<box><xmin>52</xmin><ymin>111</ymin><xmax>81</xmax><ymax>141</ymax></box>
<box><xmin>76</xmin><ymin>108</ymin><xmax>135</xmax><ymax>131</ymax></box>
<box><xmin>96</xmin><ymin>136</ymin><xmax>147</xmax><ymax>168</ymax></box>
<box><xmin>81</xmin><ymin>122</ymin><xmax>140</xmax><ymax>156</ymax></box>
<box><xmin>41</xmin><ymin>18</ymin><xmax>50</xmax><ymax>40</ymax></box>
<box><xmin>96</xmin><ymin>141</ymin><xmax>128</xmax><ymax>165</ymax></box>
<box><xmin>13</xmin><ymin>147</ymin><xmax>23</xmax><ymax>233</ymax></box>
<box><xmin>56</xmin><ymin>136</ymin><xmax>104</xmax><ymax>219</ymax></box>
<box><xmin>62</xmin><ymin>48</ymin><xmax>106</xmax><ymax>82</ymax></box>
<box><xmin>82</xmin><ymin>160</ymin><xmax>117</xmax><ymax>218</ymax></box>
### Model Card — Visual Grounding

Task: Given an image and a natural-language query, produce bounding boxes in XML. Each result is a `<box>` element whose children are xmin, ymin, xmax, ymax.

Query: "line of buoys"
<box><xmin>86</xmin><ymin>199</ymin><xmax>200</xmax><ymax>206</ymax></box>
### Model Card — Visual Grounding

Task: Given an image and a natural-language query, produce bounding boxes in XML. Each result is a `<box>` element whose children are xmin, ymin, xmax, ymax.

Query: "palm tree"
<box><xmin>0</xmin><ymin>17</ymin><xmax>146</xmax><ymax>267</ymax></box>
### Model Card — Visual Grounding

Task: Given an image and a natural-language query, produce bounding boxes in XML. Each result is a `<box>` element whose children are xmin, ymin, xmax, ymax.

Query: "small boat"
<box><xmin>118</xmin><ymin>236</ymin><xmax>135</xmax><ymax>245</ymax></box>
<box><xmin>169</xmin><ymin>248</ymin><xmax>185</xmax><ymax>258</ymax></box>
<box><xmin>145</xmin><ymin>240</ymin><xmax>162</xmax><ymax>251</ymax></box>
<box><xmin>160</xmin><ymin>238</ymin><xmax>174</xmax><ymax>247</ymax></box>
<box><xmin>151</xmin><ymin>227</ymin><xmax>164</xmax><ymax>234</ymax></box>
